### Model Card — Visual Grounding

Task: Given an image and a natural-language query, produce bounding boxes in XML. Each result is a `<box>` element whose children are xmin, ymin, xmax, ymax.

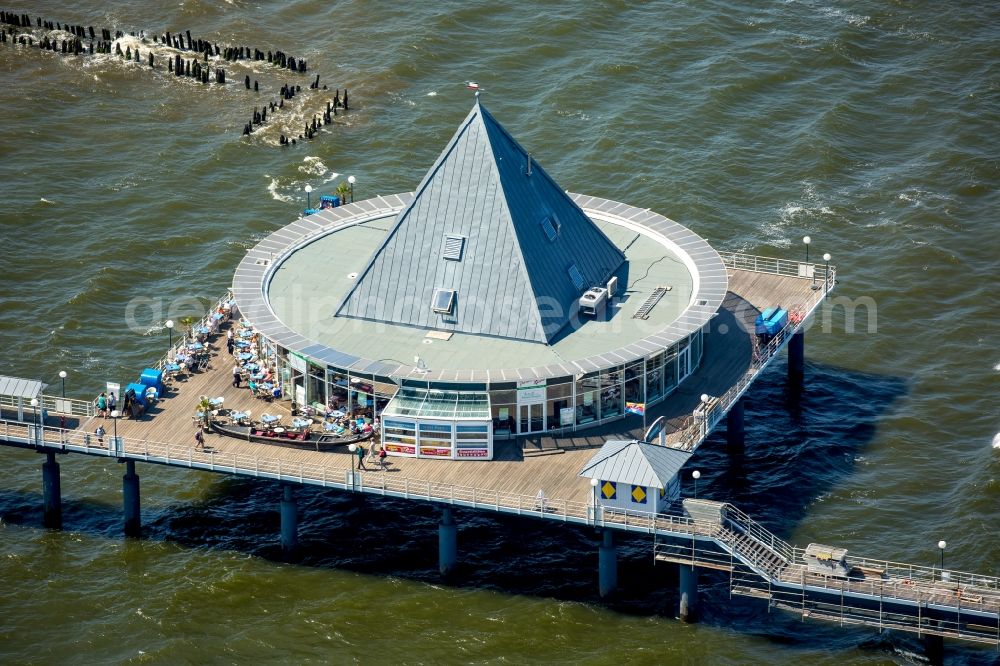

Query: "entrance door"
<box><xmin>518</xmin><ymin>403</ymin><xmax>545</xmax><ymax>434</ymax></box>
<box><xmin>677</xmin><ymin>345</ymin><xmax>691</xmax><ymax>383</ymax></box>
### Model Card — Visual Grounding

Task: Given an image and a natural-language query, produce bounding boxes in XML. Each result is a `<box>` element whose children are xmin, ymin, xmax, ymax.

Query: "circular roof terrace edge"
<box><xmin>232</xmin><ymin>193</ymin><xmax>728</xmax><ymax>383</ymax></box>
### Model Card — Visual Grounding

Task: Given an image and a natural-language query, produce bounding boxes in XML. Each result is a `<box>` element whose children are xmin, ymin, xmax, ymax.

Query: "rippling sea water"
<box><xmin>0</xmin><ymin>1</ymin><xmax>998</xmax><ymax>663</ymax></box>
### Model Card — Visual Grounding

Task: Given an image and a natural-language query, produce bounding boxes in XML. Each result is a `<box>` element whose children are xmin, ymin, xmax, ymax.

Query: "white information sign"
<box><xmin>516</xmin><ymin>380</ymin><xmax>546</xmax><ymax>405</ymax></box>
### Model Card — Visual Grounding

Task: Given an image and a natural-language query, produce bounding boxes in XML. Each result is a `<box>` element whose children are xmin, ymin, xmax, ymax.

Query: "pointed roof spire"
<box><xmin>335</xmin><ymin>101</ymin><xmax>625</xmax><ymax>344</ymax></box>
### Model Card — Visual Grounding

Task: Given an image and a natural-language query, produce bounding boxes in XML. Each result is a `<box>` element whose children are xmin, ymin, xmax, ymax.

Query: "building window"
<box><xmin>432</xmin><ymin>288</ymin><xmax>456</xmax><ymax>315</ymax></box>
<box><xmin>575</xmin><ymin>372</ymin><xmax>600</xmax><ymax>424</ymax></box>
<box><xmin>442</xmin><ymin>234</ymin><xmax>465</xmax><ymax>261</ymax></box>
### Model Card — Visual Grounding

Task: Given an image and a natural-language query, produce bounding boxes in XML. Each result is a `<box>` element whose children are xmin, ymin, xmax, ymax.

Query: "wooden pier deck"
<box><xmin>3</xmin><ymin>265</ymin><xmax>822</xmax><ymax>507</ymax></box>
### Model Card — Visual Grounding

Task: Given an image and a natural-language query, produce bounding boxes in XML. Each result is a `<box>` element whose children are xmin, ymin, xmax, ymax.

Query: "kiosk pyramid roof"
<box><xmin>335</xmin><ymin>100</ymin><xmax>625</xmax><ymax>344</ymax></box>
<box><xmin>578</xmin><ymin>440</ymin><xmax>692</xmax><ymax>490</ymax></box>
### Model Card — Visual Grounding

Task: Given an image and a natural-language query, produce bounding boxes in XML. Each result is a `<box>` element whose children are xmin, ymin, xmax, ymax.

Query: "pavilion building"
<box><xmin>233</xmin><ymin>100</ymin><xmax>727</xmax><ymax>460</ymax></box>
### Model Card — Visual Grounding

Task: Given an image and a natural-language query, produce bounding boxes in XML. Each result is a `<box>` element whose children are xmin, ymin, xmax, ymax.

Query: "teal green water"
<box><xmin>0</xmin><ymin>1</ymin><xmax>998</xmax><ymax>663</ymax></box>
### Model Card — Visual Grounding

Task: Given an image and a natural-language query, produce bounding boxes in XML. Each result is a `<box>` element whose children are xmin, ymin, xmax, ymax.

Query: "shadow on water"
<box><xmin>8</xmin><ymin>360</ymin><xmax>996</xmax><ymax>662</ymax></box>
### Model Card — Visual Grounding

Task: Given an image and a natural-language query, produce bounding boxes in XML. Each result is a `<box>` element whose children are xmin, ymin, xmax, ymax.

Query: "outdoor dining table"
<box><xmin>261</xmin><ymin>414</ymin><xmax>281</xmax><ymax>424</ymax></box>
<box><xmin>238</xmin><ymin>352</ymin><xmax>253</xmax><ymax>361</ymax></box>
<box><xmin>165</xmin><ymin>363</ymin><xmax>181</xmax><ymax>373</ymax></box>
<box><xmin>330</xmin><ymin>410</ymin><xmax>346</xmax><ymax>418</ymax></box>
<box><xmin>291</xmin><ymin>417</ymin><xmax>312</xmax><ymax>429</ymax></box>
<box><xmin>235</xmin><ymin>340</ymin><xmax>251</xmax><ymax>348</ymax></box>
<box><xmin>230</xmin><ymin>411</ymin><xmax>249</xmax><ymax>421</ymax></box>
<box><xmin>244</xmin><ymin>362</ymin><xmax>259</xmax><ymax>371</ymax></box>
<box><xmin>175</xmin><ymin>354</ymin><xmax>190</xmax><ymax>363</ymax></box>
<box><xmin>212</xmin><ymin>313</ymin><xmax>224</xmax><ymax>321</ymax></box>
<box><xmin>238</xmin><ymin>330</ymin><xmax>254</xmax><ymax>338</ymax></box>
<box><xmin>209</xmin><ymin>397</ymin><xmax>224</xmax><ymax>408</ymax></box>
<box><xmin>187</xmin><ymin>342</ymin><xmax>204</xmax><ymax>351</ymax></box>
<box><xmin>196</xmin><ymin>326</ymin><xmax>210</xmax><ymax>334</ymax></box>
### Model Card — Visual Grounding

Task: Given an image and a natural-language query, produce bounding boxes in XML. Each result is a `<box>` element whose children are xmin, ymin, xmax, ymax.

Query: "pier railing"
<box><xmin>718</xmin><ymin>250</ymin><xmax>836</xmax><ymax>288</ymax></box>
<box><xmin>0</xmin><ymin>394</ymin><xmax>94</xmax><ymax>418</ymax></box>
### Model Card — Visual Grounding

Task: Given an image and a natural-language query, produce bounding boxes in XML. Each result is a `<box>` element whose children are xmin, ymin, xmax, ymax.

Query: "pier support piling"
<box><xmin>123</xmin><ymin>460</ymin><xmax>141</xmax><ymax>537</ymax></box>
<box><xmin>788</xmin><ymin>330</ymin><xmax>805</xmax><ymax>389</ymax></box>
<box><xmin>280</xmin><ymin>485</ymin><xmax>298</xmax><ymax>554</ymax></box>
<box><xmin>726</xmin><ymin>398</ymin><xmax>745</xmax><ymax>450</ymax></box>
<box><xmin>439</xmin><ymin>506</ymin><xmax>457</xmax><ymax>578</ymax></box>
<box><xmin>42</xmin><ymin>451</ymin><xmax>62</xmax><ymax>529</ymax></box>
<box><xmin>678</xmin><ymin>564</ymin><xmax>699</xmax><ymax>623</ymax></box>
<box><xmin>923</xmin><ymin>632</ymin><xmax>944</xmax><ymax>665</ymax></box>
<box><xmin>598</xmin><ymin>529</ymin><xmax>617</xmax><ymax>598</ymax></box>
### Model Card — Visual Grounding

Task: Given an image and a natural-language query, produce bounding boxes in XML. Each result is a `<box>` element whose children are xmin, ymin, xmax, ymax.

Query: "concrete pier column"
<box><xmin>280</xmin><ymin>485</ymin><xmax>298</xmax><ymax>554</ymax></box>
<box><xmin>42</xmin><ymin>451</ymin><xmax>62</xmax><ymax>529</ymax></box>
<box><xmin>123</xmin><ymin>460</ymin><xmax>141</xmax><ymax>537</ymax></box>
<box><xmin>598</xmin><ymin>529</ymin><xmax>617</xmax><ymax>598</ymax></box>
<box><xmin>726</xmin><ymin>398</ymin><xmax>745</xmax><ymax>450</ymax></box>
<box><xmin>439</xmin><ymin>506</ymin><xmax>457</xmax><ymax>578</ymax></box>
<box><xmin>678</xmin><ymin>564</ymin><xmax>699</xmax><ymax>623</ymax></box>
<box><xmin>923</xmin><ymin>632</ymin><xmax>944</xmax><ymax>665</ymax></box>
<box><xmin>788</xmin><ymin>331</ymin><xmax>805</xmax><ymax>388</ymax></box>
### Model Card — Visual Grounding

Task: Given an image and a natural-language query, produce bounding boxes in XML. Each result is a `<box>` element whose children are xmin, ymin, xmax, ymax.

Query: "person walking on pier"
<box><xmin>195</xmin><ymin>425</ymin><xmax>205</xmax><ymax>451</ymax></box>
<box><xmin>107</xmin><ymin>391</ymin><xmax>116</xmax><ymax>414</ymax></box>
<box><xmin>95</xmin><ymin>425</ymin><xmax>106</xmax><ymax>446</ymax></box>
<box><xmin>96</xmin><ymin>391</ymin><xmax>108</xmax><ymax>418</ymax></box>
<box><xmin>226</xmin><ymin>329</ymin><xmax>235</xmax><ymax>355</ymax></box>
<box><xmin>356</xmin><ymin>442</ymin><xmax>367</xmax><ymax>470</ymax></box>
<box><xmin>232</xmin><ymin>363</ymin><xmax>241</xmax><ymax>388</ymax></box>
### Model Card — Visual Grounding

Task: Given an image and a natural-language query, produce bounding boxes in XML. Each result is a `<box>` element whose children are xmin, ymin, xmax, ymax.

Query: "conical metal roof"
<box><xmin>335</xmin><ymin>100</ymin><xmax>625</xmax><ymax>344</ymax></box>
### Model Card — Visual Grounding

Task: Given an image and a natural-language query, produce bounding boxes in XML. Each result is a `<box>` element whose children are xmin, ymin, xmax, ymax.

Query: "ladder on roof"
<box><xmin>633</xmin><ymin>287</ymin><xmax>668</xmax><ymax>320</ymax></box>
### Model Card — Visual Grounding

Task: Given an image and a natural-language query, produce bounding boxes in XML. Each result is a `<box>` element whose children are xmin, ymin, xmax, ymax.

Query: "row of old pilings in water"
<box><xmin>246</xmin><ymin>90</ymin><xmax>349</xmax><ymax>146</ymax></box>
<box><xmin>0</xmin><ymin>8</ymin><xmax>350</xmax><ymax>146</ymax></box>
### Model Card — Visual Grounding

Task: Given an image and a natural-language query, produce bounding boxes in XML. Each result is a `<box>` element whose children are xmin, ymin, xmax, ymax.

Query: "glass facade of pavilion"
<box><xmin>266</xmin><ymin>326</ymin><xmax>704</xmax><ymax>460</ymax></box>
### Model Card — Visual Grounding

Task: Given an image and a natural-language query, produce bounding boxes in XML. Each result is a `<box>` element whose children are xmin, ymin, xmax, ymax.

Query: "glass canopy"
<box><xmin>383</xmin><ymin>387</ymin><xmax>490</xmax><ymax>419</ymax></box>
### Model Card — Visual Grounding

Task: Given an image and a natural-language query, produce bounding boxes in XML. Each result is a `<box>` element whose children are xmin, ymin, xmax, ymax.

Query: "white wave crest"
<box><xmin>266</xmin><ymin>177</ymin><xmax>293</xmax><ymax>203</ymax></box>
<box><xmin>993</xmin><ymin>432</ymin><xmax>1000</xmax><ymax>449</ymax></box>
<box><xmin>298</xmin><ymin>156</ymin><xmax>327</xmax><ymax>176</ymax></box>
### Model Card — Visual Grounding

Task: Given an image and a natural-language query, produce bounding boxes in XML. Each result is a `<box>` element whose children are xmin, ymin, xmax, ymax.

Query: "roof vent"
<box><xmin>432</xmin><ymin>288</ymin><xmax>456</xmax><ymax>315</ymax></box>
<box><xmin>568</xmin><ymin>264</ymin><xmax>585</xmax><ymax>290</ymax></box>
<box><xmin>442</xmin><ymin>234</ymin><xmax>465</xmax><ymax>261</ymax></box>
<box><xmin>540</xmin><ymin>215</ymin><xmax>560</xmax><ymax>242</ymax></box>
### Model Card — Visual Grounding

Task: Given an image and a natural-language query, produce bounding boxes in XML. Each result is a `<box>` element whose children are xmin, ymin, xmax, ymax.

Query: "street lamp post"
<box><xmin>348</xmin><ymin>443</ymin><xmax>357</xmax><ymax>490</ymax></box>
<box><xmin>58</xmin><ymin>370</ymin><xmax>67</xmax><ymax>434</ymax></box>
<box><xmin>30</xmin><ymin>397</ymin><xmax>40</xmax><ymax>446</ymax></box>
<box><xmin>348</xmin><ymin>175</ymin><xmax>355</xmax><ymax>203</ymax></box>
<box><xmin>938</xmin><ymin>539</ymin><xmax>947</xmax><ymax>580</ymax></box>
<box><xmin>166</xmin><ymin>319</ymin><xmax>174</xmax><ymax>349</ymax></box>
<box><xmin>823</xmin><ymin>253</ymin><xmax>831</xmax><ymax>295</ymax></box>
<box><xmin>692</xmin><ymin>470</ymin><xmax>701</xmax><ymax>499</ymax></box>
<box><xmin>591</xmin><ymin>477</ymin><xmax>600</xmax><ymax>523</ymax></box>
<box><xmin>803</xmin><ymin>235</ymin><xmax>811</xmax><ymax>264</ymax></box>
<box><xmin>110</xmin><ymin>410</ymin><xmax>119</xmax><ymax>455</ymax></box>
<box><xmin>304</xmin><ymin>183</ymin><xmax>313</xmax><ymax>212</ymax></box>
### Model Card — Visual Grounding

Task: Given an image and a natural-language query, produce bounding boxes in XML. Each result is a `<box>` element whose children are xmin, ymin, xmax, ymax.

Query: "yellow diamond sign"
<box><xmin>601</xmin><ymin>480</ymin><xmax>616</xmax><ymax>499</ymax></box>
<box><xmin>631</xmin><ymin>485</ymin><xmax>647</xmax><ymax>504</ymax></box>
